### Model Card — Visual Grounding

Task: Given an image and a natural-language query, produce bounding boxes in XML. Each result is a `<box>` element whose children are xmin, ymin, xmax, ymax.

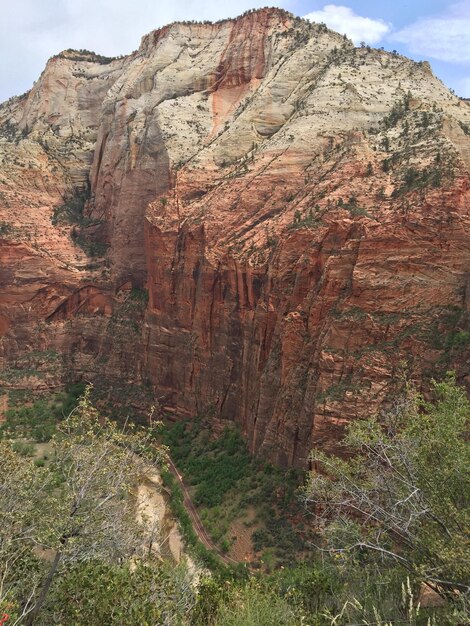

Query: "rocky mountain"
<box><xmin>1</xmin><ymin>8</ymin><xmax>469</xmax><ymax>466</ymax></box>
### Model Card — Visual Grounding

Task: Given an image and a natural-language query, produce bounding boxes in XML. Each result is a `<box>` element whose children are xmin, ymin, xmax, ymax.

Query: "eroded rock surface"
<box><xmin>1</xmin><ymin>9</ymin><xmax>469</xmax><ymax>465</ymax></box>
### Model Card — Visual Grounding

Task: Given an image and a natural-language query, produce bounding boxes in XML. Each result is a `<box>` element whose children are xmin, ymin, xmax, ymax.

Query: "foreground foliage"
<box><xmin>304</xmin><ymin>374</ymin><xmax>470</xmax><ymax>596</ymax></box>
<box><xmin>39</xmin><ymin>561</ymin><xmax>195</xmax><ymax>625</ymax></box>
<box><xmin>0</xmin><ymin>386</ymin><xmax>164</xmax><ymax>624</ymax></box>
<box><xmin>1</xmin><ymin>378</ymin><xmax>468</xmax><ymax>624</ymax></box>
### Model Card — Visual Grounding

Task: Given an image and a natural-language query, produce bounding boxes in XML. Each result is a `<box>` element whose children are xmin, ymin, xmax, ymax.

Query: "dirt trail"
<box><xmin>166</xmin><ymin>457</ymin><xmax>243</xmax><ymax>568</ymax></box>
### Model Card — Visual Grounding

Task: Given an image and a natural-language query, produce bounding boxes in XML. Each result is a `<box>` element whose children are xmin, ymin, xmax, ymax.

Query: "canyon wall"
<box><xmin>1</xmin><ymin>9</ymin><xmax>469</xmax><ymax>465</ymax></box>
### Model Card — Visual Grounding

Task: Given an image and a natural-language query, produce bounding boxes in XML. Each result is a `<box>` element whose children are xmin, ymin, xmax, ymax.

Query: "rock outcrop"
<box><xmin>1</xmin><ymin>8</ymin><xmax>469</xmax><ymax>465</ymax></box>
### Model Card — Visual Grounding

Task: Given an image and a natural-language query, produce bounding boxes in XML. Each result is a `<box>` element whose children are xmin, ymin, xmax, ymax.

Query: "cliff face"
<box><xmin>1</xmin><ymin>9</ymin><xmax>469</xmax><ymax>465</ymax></box>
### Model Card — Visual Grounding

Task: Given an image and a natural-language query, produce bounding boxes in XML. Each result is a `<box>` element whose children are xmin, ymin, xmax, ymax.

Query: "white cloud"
<box><xmin>0</xmin><ymin>0</ymin><xmax>275</xmax><ymax>102</ymax></box>
<box><xmin>391</xmin><ymin>1</ymin><xmax>470</xmax><ymax>64</ymax></box>
<box><xmin>303</xmin><ymin>4</ymin><xmax>390</xmax><ymax>45</ymax></box>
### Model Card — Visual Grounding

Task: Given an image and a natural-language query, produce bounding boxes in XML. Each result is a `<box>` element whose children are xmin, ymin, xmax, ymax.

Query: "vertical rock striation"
<box><xmin>1</xmin><ymin>9</ymin><xmax>469</xmax><ymax>465</ymax></box>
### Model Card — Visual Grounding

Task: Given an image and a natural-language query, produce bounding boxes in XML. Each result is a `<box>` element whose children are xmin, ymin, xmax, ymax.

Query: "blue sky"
<box><xmin>0</xmin><ymin>1</ymin><xmax>469</xmax><ymax>102</ymax></box>
<box><xmin>298</xmin><ymin>1</ymin><xmax>470</xmax><ymax>97</ymax></box>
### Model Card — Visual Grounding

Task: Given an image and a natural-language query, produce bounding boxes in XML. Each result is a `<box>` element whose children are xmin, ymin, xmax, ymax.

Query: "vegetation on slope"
<box><xmin>304</xmin><ymin>373</ymin><xmax>470</xmax><ymax>595</ymax></box>
<box><xmin>0</xmin><ymin>377</ymin><xmax>468</xmax><ymax>625</ymax></box>
<box><xmin>162</xmin><ymin>417</ymin><xmax>310</xmax><ymax>567</ymax></box>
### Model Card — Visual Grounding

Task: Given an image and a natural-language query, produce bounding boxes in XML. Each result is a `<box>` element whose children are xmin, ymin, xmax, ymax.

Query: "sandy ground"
<box><xmin>136</xmin><ymin>471</ymin><xmax>202</xmax><ymax>583</ymax></box>
<box><xmin>136</xmin><ymin>473</ymin><xmax>185</xmax><ymax>563</ymax></box>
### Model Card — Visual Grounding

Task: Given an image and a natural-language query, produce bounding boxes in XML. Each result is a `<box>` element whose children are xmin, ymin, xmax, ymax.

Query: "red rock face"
<box><xmin>144</xmin><ymin>181</ymin><xmax>470</xmax><ymax>466</ymax></box>
<box><xmin>1</xmin><ymin>9</ymin><xmax>469</xmax><ymax>466</ymax></box>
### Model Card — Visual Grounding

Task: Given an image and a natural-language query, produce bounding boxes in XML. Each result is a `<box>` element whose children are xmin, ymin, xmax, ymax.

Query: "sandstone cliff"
<box><xmin>1</xmin><ymin>8</ymin><xmax>469</xmax><ymax>465</ymax></box>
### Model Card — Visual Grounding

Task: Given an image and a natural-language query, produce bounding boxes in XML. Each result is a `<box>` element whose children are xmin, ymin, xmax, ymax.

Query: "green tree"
<box><xmin>0</xmin><ymin>386</ymin><xmax>165</xmax><ymax>624</ymax></box>
<box><xmin>0</xmin><ymin>442</ymin><xmax>52</xmax><ymax>622</ymax></box>
<box><xmin>39</xmin><ymin>560</ymin><xmax>194</xmax><ymax>625</ymax></box>
<box><xmin>304</xmin><ymin>374</ymin><xmax>470</xmax><ymax>596</ymax></box>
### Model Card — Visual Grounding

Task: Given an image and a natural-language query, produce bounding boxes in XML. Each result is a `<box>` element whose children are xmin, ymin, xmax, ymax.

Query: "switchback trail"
<box><xmin>166</xmin><ymin>456</ymin><xmax>243</xmax><ymax>568</ymax></box>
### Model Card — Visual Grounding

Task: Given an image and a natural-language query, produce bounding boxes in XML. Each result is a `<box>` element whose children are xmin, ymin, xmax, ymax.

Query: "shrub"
<box><xmin>304</xmin><ymin>374</ymin><xmax>470</xmax><ymax>595</ymax></box>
